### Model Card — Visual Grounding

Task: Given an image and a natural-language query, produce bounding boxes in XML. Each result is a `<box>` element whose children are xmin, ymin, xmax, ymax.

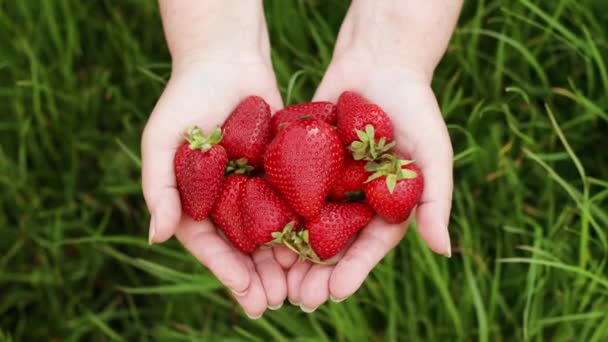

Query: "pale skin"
<box><xmin>142</xmin><ymin>0</ymin><xmax>463</xmax><ymax>317</ymax></box>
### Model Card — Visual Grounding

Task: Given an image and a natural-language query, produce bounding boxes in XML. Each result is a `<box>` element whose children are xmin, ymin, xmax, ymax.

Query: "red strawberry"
<box><xmin>241</xmin><ymin>177</ymin><xmax>300</xmax><ymax>245</ymax></box>
<box><xmin>221</xmin><ymin>96</ymin><xmax>271</xmax><ymax>168</ymax></box>
<box><xmin>363</xmin><ymin>159</ymin><xmax>424</xmax><ymax>224</ymax></box>
<box><xmin>337</xmin><ymin>91</ymin><xmax>368</xmax><ymax>117</ymax></box>
<box><xmin>264</xmin><ymin>118</ymin><xmax>344</xmax><ymax>220</ymax></box>
<box><xmin>175</xmin><ymin>127</ymin><xmax>228</xmax><ymax>221</ymax></box>
<box><xmin>293</xmin><ymin>202</ymin><xmax>374</xmax><ymax>260</ymax></box>
<box><xmin>328</xmin><ymin>156</ymin><xmax>369</xmax><ymax>201</ymax></box>
<box><xmin>271</xmin><ymin>101</ymin><xmax>337</xmax><ymax>136</ymax></box>
<box><xmin>336</xmin><ymin>91</ymin><xmax>395</xmax><ymax>161</ymax></box>
<box><xmin>210</xmin><ymin>175</ymin><xmax>257</xmax><ymax>254</ymax></box>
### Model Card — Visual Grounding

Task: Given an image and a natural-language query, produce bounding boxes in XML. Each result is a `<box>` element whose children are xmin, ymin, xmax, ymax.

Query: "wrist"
<box><xmin>160</xmin><ymin>0</ymin><xmax>270</xmax><ymax>71</ymax></box>
<box><xmin>338</xmin><ymin>0</ymin><xmax>462</xmax><ymax>79</ymax></box>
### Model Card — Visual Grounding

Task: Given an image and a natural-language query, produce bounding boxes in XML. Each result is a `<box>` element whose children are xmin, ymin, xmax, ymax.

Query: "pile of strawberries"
<box><xmin>174</xmin><ymin>91</ymin><xmax>423</xmax><ymax>263</ymax></box>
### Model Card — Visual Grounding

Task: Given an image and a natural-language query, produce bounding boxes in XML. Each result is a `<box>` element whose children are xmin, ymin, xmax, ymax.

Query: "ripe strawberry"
<box><xmin>264</xmin><ymin>118</ymin><xmax>344</xmax><ymax>220</ymax></box>
<box><xmin>175</xmin><ymin>127</ymin><xmax>228</xmax><ymax>221</ymax></box>
<box><xmin>328</xmin><ymin>156</ymin><xmax>369</xmax><ymax>201</ymax></box>
<box><xmin>363</xmin><ymin>158</ymin><xmax>424</xmax><ymax>224</ymax></box>
<box><xmin>336</xmin><ymin>91</ymin><xmax>395</xmax><ymax>161</ymax></box>
<box><xmin>291</xmin><ymin>202</ymin><xmax>374</xmax><ymax>260</ymax></box>
<box><xmin>241</xmin><ymin>177</ymin><xmax>300</xmax><ymax>245</ymax></box>
<box><xmin>221</xmin><ymin>96</ymin><xmax>271</xmax><ymax>168</ymax></box>
<box><xmin>271</xmin><ymin>101</ymin><xmax>337</xmax><ymax>136</ymax></box>
<box><xmin>210</xmin><ymin>175</ymin><xmax>257</xmax><ymax>254</ymax></box>
<box><xmin>337</xmin><ymin>91</ymin><xmax>368</xmax><ymax>118</ymax></box>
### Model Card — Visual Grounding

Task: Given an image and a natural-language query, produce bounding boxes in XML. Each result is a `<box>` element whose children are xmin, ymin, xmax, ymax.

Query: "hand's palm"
<box><xmin>141</xmin><ymin>61</ymin><xmax>290</xmax><ymax>318</ymax></box>
<box><xmin>287</xmin><ymin>59</ymin><xmax>453</xmax><ymax>310</ymax></box>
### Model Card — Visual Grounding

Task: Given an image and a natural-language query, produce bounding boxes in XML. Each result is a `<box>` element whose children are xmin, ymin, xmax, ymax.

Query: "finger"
<box><xmin>299</xmin><ymin>265</ymin><xmax>331</xmax><ymax>313</ymax></box>
<box><xmin>329</xmin><ymin>218</ymin><xmax>406</xmax><ymax>301</ymax></box>
<box><xmin>252</xmin><ymin>248</ymin><xmax>287</xmax><ymax>310</ymax></box>
<box><xmin>286</xmin><ymin>259</ymin><xmax>312</xmax><ymax>305</ymax></box>
<box><xmin>406</xmin><ymin>94</ymin><xmax>453</xmax><ymax>256</ymax></box>
<box><xmin>260</xmin><ymin>88</ymin><xmax>284</xmax><ymax>114</ymax></box>
<box><xmin>141</xmin><ymin>123</ymin><xmax>182</xmax><ymax>244</ymax></box>
<box><xmin>233</xmin><ymin>255</ymin><xmax>268</xmax><ymax>319</ymax></box>
<box><xmin>311</xmin><ymin>63</ymin><xmax>359</xmax><ymax>103</ymax></box>
<box><xmin>414</xmin><ymin>138</ymin><xmax>453</xmax><ymax>256</ymax></box>
<box><xmin>312</xmin><ymin>75</ymin><xmax>341</xmax><ymax>103</ymax></box>
<box><xmin>298</xmin><ymin>250</ymin><xmax>345</xmax><ymax>312</ymax></box>
<box><xmin>175</xmin><ymin>218</ymin><xmax>251</xmax><ymax>295</ymax></box>
<box><xmin>273</xmin><ymin>246</ymin><xmax>298</xmax><ymax>269</ymax></box>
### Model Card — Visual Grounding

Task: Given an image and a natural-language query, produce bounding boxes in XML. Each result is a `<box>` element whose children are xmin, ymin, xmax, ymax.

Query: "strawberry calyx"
<box><xmin>286</xmin><ymin>229</ymin><xmax>336</xmax><ymax>265</ymax></box>
<box><xmin>364</xmin><ymin>154</ymin><xmax>418</xmax><ymax>193</ymax></box>
<box><xmin>225</xmin><ymin>158</ymin><xmax>255</xmax><ymax>175</ymax></box>
<box><xmin>349</xmin><ymin>124</ymin><xmax>395</xmax><ymax>161</ymax></box>
<box><xmin>277</xmin><ymin>122</ymin><xmax>289</xmax><ymax>132</ymax></box>
<box><xmin>344</xmin><ymin>190</ymin><xmax>365</xmax><ymax>201</ymax></box>
<box><xmin>269</xmin><ymin>222</ymin><xmax>337</xmax><ymax>265</ymax></box>
<box><xmin>185</xmin><ymin>126</ymin><xmax>223</xmax><ymax>152</ymax></box>
<box><xmin>268</xmin><ymin>221</ymin><xmax>297</xmax><ymax>246</ymax></box>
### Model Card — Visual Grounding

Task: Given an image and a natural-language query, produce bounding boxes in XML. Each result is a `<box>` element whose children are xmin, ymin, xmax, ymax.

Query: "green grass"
<box><xmin>1</xmin><ymin>0</ymin><xmax>608</xmax><ymax>340</ymax></box>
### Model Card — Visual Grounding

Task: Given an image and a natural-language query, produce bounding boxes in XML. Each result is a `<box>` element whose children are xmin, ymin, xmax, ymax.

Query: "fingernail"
<box><xmin>299</xmin><ymin>304</ymin><xmax>318</xmax><ymax>313</ymax></box>
<box><xmin>268</xmin><ymin>302</ymin><xmax>283</xmax><ymax>310</ymax></box>
<box><xmin>443</xmin><ymin>227</ymin><xmax>452</xmax><ymax>257</ymax></box>
<box><xmin>148</xmin><ymin>217</ymin><xmax>156</xmax><ymax>245</ymax></box>
<box><xmin>245</xmin><ymin>312</ymin><xmax>263</xmax><ymax>320</ymax></box>
<box><xmin>231</xmin><ymin>288</ymin><xmax>248</xmax><ymax>297</ymax></box>
<box><xmin>288</xmin><ymin>298</ymin><xmax>300</xmax><ymax>306</ymax></box>
<box><xmin>329</xmin><ymin>295</ymin><xmax>347</xmax><ymax>303</ymax></box>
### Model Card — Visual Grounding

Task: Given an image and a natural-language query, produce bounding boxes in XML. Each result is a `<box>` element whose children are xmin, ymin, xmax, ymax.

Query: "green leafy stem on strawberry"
<box><xmin>348</xmin><ymin>123</ymin><xmax>419</xmax><ymax>194</ymax></box>
<box><xmin>224</xmin><ymin>157</ymin><xmax>255</xmax><ymax>176</ymax></box>
<box><xmin>365</xmin><ymin>155</ymin><xmax>418</xmax><ymax>193</ymax></box>
<box><xmin>268</xmin><ymin>222</ymin><xmax>337</xmax><ymax>265</ymax></box>
<box><xmin>350</xmin><ymin>124</ymin><xmax>395</xmax><ymax>161</ymax></box>
<box><xmin>185</xmin><ymin>126</ymin><xmax>223</xmax><ymax>151</ymax></box>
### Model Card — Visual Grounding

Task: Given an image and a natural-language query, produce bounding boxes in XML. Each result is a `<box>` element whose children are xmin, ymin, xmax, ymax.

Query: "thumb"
<box><xmin>311</xmin><ymin>65</ymin><xmax>351</xmax><ymax>102</ymax></box>
<box><xmin>141</xmin><ymin>120</ymin><xmax>182</xmax><ymax>244</ymax></box>
<box><xmin>401</xmin><ymin>90</ymin><xmax>453</xmax><ymax>256</ymax></box>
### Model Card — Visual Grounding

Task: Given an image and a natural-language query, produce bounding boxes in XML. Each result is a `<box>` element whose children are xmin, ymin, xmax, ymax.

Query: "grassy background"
<box><xmin>1</xmin><ymin>0</ymin><xmax>608</xmax><ymax>340</ymax></box>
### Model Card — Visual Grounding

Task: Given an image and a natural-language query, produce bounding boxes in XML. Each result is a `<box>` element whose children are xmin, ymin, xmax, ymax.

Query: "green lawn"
<box><xmin>1</xmin><ymin>0</ymin><xmax>607</xmax><ymax>341</ymax></box>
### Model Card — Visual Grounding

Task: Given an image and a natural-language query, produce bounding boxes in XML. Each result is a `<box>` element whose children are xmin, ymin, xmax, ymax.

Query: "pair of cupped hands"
<box><xmin>141</xmin><ymin>11</ymin><xmax>454</xmax><ymax>319</ymax></box>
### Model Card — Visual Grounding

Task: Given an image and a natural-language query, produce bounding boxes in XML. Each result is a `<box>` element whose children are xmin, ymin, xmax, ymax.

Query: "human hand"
<box><xmin>287</xmin><ymin>0</ymin><xmax>461</xmax><ymax>311</ymax></box>
<box><xmin>142</xmin><ymin>0</ymin><xmax>293</xmax><ymax>318</ymax></box>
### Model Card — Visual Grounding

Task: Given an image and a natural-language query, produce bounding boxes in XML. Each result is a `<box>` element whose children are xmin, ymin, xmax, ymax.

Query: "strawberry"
<box><xmin>264</xmin><ymin>118</ymin><xmax>344</xmax><ymax>220</ymax></box>
<box><xmin>336</xmin><ymin>91</ymin><xmax>395</xmax><ymax>161</ymax></box>
<box><xmin>271</xmin><ymin>101</ymin><xmax>337</xmax><ymax>136</ymax></box>
<box><xmin>210</xmin><ymin>175</ymin><xmax>257</xmax><ymax>254</ymax></box>
<box><xmin>363</xmin><ymin>158</ymin><xmax>424</xmax><ymax>224</ymax></box>
<box><xmin>337</xmin><ymin>91</ymin><xmax>368</xmax><ymax>117</ymax></box>
<box><xmin>175</xmin><ymin>127</ymin><xmax>228</xmax><ymax>221</ymax></box>
<box><xmin>241</xmin><ymin>177</ymin><xmax>301</xmax><ymax>245</ymax></box>
<box><xmin>287</xmin><ymin>202</ymin><xmax>374</xmax><ymax>261</ymax></box>
<box><xmin>221</xmin><ymin>96</ymin><xmax>272</xmax><ymax>168</ymax></box>
<box><xmin>328</xmin><ymin>156</ymin><xmax>369</xmax><ymax>201</ymax></box>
